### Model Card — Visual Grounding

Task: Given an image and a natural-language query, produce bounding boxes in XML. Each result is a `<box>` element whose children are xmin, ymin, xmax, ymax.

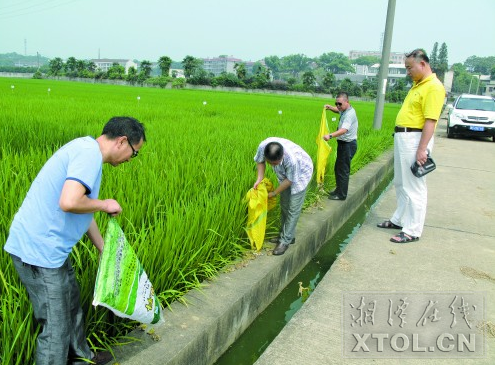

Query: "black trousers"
<box><xmin>334</xmin><ymin>139</ymin><xmax>357</xmax><ymax>198</ymax></box>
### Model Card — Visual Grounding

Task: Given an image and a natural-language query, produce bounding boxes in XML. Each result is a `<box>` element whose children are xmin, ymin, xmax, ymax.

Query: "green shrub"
<box><xmin>172</xmin><ymin>77</ymin><xmax>186</xmax><ymax>89</ymax></box>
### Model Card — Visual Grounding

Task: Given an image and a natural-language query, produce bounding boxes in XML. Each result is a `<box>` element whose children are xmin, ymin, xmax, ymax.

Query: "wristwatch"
<box><xmin>329</xmin><ymin>134</ymin><xmax>333</xmax><ymax>139</ymax></box>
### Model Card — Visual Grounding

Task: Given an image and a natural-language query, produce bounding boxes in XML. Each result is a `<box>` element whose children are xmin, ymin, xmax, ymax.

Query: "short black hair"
<box><xmin>336</xmin><ymin>92</ymin><xmax>349</xmax><ymax>100</ymax></box>
<box><xmin>405</xmin><ymin>48</ymin><xmax>430</xmax><ymax>63</ymax></box>
<box><xmin>264</xmin><ymin>142</ymin><xmax>283</xmax><ymax>162</ymax></box>
<box><xmin>102</xmin><ymin>116</ymin><xmax>146</xmax><ymax>145</ymax></box>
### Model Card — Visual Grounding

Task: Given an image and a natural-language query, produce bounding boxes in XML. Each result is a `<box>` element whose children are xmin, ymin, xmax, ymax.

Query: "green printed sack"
<box><xmin>93</xmin><ymin>218</ymin><xmax>162</xmax><ymax>324</ymax></box>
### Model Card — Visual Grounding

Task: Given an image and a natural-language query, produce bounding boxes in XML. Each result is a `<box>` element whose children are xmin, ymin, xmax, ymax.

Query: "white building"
<box><xmin>91</xmin><ymin>59</ymin><xmax>137</xmax><ymax>74</ymax></box>
<box><xmin>202</xmin><ymin>56</ymin><xmax>241</xmax><ymax>76</ymax></box>
<box><xmin>349</xmin><ymin>50</ymin><xmax>406</xmax><ymax>64</ymax></box>
<box><xmin>366</xmin><ymin>63</ymin><xmax>407</xmax><ymax>86</ymax></box>
<box><xmin>201</xmin><ymin>56</ymin><xmax>264</xmax><ymax>76</ymax></box>
<box><xmin>484</xmin><ymin>80</ymin><xmax>495</xmax><ymax>97</ymax></box>
<box><xmin>169</xmin><ymin>68</ymin><xmax>185</xmax><ymax>78</ymax></box>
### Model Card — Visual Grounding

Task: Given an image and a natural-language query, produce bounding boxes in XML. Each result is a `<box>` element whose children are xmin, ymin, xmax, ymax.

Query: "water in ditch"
<box><xmin>214</xmin><ymin>177</ymin><xmax>392</xmax><ymax>365</ymax></box>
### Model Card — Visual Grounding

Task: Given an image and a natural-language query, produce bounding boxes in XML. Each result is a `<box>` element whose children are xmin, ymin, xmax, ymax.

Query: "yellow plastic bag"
<box><xmin>316</xmin><ymin>107</ymin><xmax>332</xmax><ymax>185</ymax></box>
<box><xmin>245</xmin><ymin>178</ymin><xmax>276</xmax><ymax>251</ymax></box>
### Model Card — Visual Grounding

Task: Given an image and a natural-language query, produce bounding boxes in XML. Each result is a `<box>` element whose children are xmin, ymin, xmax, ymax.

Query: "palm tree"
<box><xmin>65</xmin><ymin>57</ymin><xmax>77</xmax><ymax>74</ymax></box>
<box><xmin>139</xmin><ymin>60</ymin><xmax>152</xmax><ymax>78</ymax></box>
<box><xmin>182</xmin><ymin>55</ymin><xmax>202</xmax><ymax>78</ymax></box>
<box><xmin>234</xmin><ymin>62</ymin><xmax>246</xmax><ymax>80</ymax></box>
<box><xmin>48</xmin><ymin>57</ymin><xmax>64</xmax><ymax>76</ymax></box>
<box><xmin>84</xmin><ymin>60</ymin><xmax>97</xmax><ymax>73</ymax></box>
<box><xmin>158</xmin><ymin>56</ymin><xmax>172</xmax><ymax>76</ymax></box>
<box><xmin>75</xmin><ymin>60</ymin><xmax>86</xmax><ymax>75</ymax></box>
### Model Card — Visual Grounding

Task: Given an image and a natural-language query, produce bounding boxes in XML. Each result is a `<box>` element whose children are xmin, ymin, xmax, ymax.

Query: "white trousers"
<box><xmin>390</xmin><ymin>132</ymin><xmax>434</xmax><ymax>237</ymax></box>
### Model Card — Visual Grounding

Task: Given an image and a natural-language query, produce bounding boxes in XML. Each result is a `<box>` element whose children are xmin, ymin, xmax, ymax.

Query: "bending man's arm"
<box><xmin>268</xmin><ymin>178</ymin><xmax>292</xmax><ymax>198</ymax></box>
<box><xmin>253</xmin><ymin>162</ymin><xmax>266</xmax><ymax>189</ymax></box>
<box><xmin>86</xmin><ymin>218</ymin><xmax>104</xmax><ymax>253</ymax></box>
<box><xmin>59</xmin><ymin>180</ymin><xmax>122</xmax><ymax>216</ymax></box>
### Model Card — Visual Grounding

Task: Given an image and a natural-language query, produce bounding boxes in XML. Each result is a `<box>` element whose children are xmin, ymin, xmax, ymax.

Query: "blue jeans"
<box><xmin>279</xmin><ymin>188</ymin><xmax>307</xmax><ymax>245</ymax></box>
<box><xmin>10</xmin><ymin>254</ymin><xmax>92</xmax><ymax>365</ymax></box>
<box><xmin>334</xmin><ymin>140</ymin><xmax>357</xmax><ymax>198</ymax></box>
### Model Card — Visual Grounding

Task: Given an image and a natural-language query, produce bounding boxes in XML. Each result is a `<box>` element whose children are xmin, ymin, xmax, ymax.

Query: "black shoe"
<box><xmin>329</xmin><ymin>190</ymin><xmax>338</xmax><ymax>196</ymax></box>
<box><xmin>91</xmin><ymin>351</ymin><xmax>113</xmax><ymax>365</ymax></box>
<box><xmin>329</xmin><ymin>195</ymin><xmax>346</xmax><ymax>201</ymax></box>
<box><xmin>273</xmin><ymin>243</ymin><xmax>289</xmax><ymax>255</ymax></box>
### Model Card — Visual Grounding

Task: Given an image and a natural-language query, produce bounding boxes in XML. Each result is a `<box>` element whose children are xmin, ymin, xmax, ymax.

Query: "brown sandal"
<box><xmin>377</xmin><ymin>220</ymin><xmax>402</xmax><ymax>229</ymax></box>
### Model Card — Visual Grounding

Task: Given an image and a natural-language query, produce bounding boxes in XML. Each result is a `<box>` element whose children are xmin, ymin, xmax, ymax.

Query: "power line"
<box><xmin>0</xmin><ymin>0</ymin><xmax>79</xmax><ymax>20</ymax></box>
<box><xmin>0</xmin><ymin>0</ymin><xmax>40</xmax><ymax>10</ymax></box>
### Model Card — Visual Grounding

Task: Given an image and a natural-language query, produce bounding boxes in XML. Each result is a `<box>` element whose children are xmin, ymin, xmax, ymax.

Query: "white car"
<box><xmin>447</xmin><ymin>94</ymin><xmax>495</xmax><ymax>141</ymax></box>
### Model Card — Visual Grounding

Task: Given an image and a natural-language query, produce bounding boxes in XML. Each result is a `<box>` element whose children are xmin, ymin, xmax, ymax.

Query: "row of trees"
<box><xmin>45</xmin><ymin>57</ymin><xmax>153</xmax><ymax>83</ymax></box>
<box><xmin>5</xmin><ymin>44</ymin><xmax>494</xmax><ymax>99</ymax></box>
<box><xmin>31</xmin><ymin>52</ymin><xmax>421</xmax><ymax>100</ymax></box>
<box><xmin>36</xmin><ymin>53</ymin><xmax>351</xmax><ymax>94</ymax></box>
<box><xmin>180</xmin><ymin>53</ymin><xmax>379</xmax><ymax>96</ymax></box>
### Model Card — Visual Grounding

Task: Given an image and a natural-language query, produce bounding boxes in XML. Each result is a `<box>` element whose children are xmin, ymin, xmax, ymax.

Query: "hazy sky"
<box><xmin>1</xmin><ymin>0</ymin><xmax>494</xmax><ymax>65</ymax></box>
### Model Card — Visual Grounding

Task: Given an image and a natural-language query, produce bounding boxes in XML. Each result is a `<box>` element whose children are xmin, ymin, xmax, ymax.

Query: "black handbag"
<box><xmin>411</xmin><ymin>155</ymin><xmax>436</xmax><ymax>177</ymax></box>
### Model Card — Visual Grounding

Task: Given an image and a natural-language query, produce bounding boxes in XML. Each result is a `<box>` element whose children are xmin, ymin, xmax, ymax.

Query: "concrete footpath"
<box><xmin>255</xmin><ymin>120</ymin><xmax>495</xmax><ymax>364</ymax></box>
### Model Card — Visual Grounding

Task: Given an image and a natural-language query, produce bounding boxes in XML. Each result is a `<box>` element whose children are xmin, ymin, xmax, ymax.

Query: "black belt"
<box><xmin>395</xmin><ymin>126</ymin><xmax>422</xmax><ymax>133</ymax></box>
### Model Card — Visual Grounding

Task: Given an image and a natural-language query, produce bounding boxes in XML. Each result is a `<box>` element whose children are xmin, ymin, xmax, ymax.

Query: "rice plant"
<box><xmin>0</xmin><ymin>78</ymin><xmax>399</xmax><ymax>363</ymax></box>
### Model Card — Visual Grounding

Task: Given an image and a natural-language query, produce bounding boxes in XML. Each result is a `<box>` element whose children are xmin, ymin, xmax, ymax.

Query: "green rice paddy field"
<box><xmin>0</xmin><ymin>77</ymin><xmax>400</xmax><ymax>363</ymax></box>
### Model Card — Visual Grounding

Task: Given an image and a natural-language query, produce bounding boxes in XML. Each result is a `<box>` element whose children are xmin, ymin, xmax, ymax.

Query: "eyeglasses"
<box><xmin>127</xmin><ymin>139</ymin><xmax>138</xmax><ymax>158</ymax></box>
<box><xmin>335</xmin><ymin>102</ymin><xmax>343</xmax><ymax>106</ymax></box>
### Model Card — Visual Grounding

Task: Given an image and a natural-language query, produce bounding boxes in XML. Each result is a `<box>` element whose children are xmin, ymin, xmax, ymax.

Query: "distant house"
<box><xmin>169</xmin><ymin>68</ymin><xmax>185</xmax><ymax>78</ymax></box>
<box><xmin>366</xmin><ymin>63</ymin><xmax>407</xmax><ymax>86</ymax></box>
<box><xmin>349</xmin><ymin>50</ymin><xmax>406</xmax><ymax>64</ymax></box>
<box><xmin>479</xmin><ymin>75</ymin><xmax>495</xmax><ymax>97</ymax></box>
<box><xmin>484</xmin><ymin>80</ymin><xmax>495</xmax><ymax>97</ymax></box>
<box><xmin>201</xmin><ymin>56</ymin><xmax>265</xmax><ymax>77</ymax></box>
<box><xmin>334</xmin><ymin>73</ymin><xmax>367</xmax><ymax>84</ymax></box>
<box><xmin>349</xmin><ymin>63</ymin><xmax>407</xmax><ymax>86</ymax></box>
<box><xmin>91</xmin><ymin>59</ymin><xmax>137</xmax><ymax>74</ymax></box>
<box><xmin>202</xmin><ymin>56</ymin><xmax>241</xmax><ymax>76</ymax></box>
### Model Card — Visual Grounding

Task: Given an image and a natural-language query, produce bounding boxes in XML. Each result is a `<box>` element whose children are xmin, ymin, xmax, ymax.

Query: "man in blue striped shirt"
<box><xmin>254</xmin><ymin>137</ymin><xmax>313</xmax><ymax>255</ymax></box>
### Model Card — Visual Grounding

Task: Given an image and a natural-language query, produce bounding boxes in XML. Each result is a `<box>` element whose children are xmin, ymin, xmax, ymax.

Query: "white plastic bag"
<box><xmin>93</xmin><ymin>218</ymin><xmax>163</xmax><ymax>324</ymax></box>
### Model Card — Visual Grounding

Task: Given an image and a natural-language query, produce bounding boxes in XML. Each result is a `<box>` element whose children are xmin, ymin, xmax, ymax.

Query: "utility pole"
<box><xmin>373</xmin><ymin>0</ymin><xmax>396</xmax><ymax>129</ymax></box>
<box><xmin>468</xmin><ymin>75</ymin><xmax>474</xmax><ymax>94</ymax></box>
<box><xmin>468</xmin><ymin>74</ymin><xmax>479</xmax><ymax>94</ymax></box>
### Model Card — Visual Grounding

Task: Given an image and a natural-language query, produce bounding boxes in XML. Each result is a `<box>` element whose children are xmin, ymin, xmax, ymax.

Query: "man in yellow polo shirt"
<box><xmin>377</xmin><ymin>49</ymin><xmax>445</xmax><ymax>243</ymax></box>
